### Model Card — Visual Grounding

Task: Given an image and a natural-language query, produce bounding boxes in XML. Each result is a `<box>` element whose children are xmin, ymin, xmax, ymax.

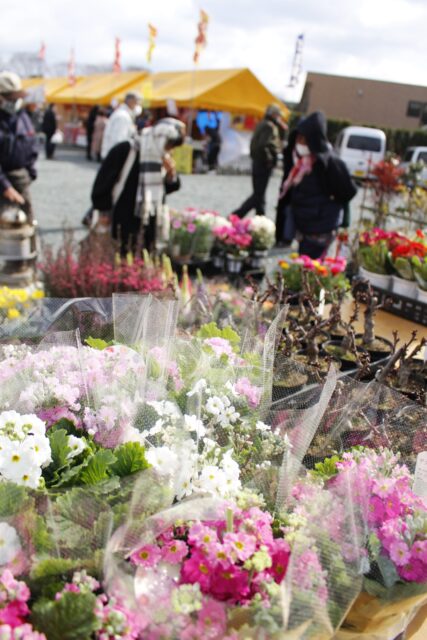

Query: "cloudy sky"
<box><xmin>1</xmin><ymin>0</ymin><xmax>426</xmax><ymax>100</ymax></box>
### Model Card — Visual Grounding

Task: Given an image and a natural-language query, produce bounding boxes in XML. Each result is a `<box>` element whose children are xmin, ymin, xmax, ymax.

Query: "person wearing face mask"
<box><xmin>100</xmin><ymin>92</ymin><xmax>142</xmax><ymax>160</ymax></box>
<box><xmin>0</xmin><ymin>71</ymin><xmax>38</xmax><ymax>223</ymax></box>
<box><xmin>91</xmin><ymin>117</ymin><xmax>186</xmax><ymax>253</ymax></box>
<box><xmin>275</xmin><ymin>111</ymin><xmax>357</xmax><ymax>258</ymax></box>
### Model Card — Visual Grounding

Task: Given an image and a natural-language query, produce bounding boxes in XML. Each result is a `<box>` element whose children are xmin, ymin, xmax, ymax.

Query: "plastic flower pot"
<box><xmin>359</xmin><ymin>266</ymin><xmax>391</xmax><ymax>291</ymax></box>
<box><xmin>249</xmin><ymin>249</ymin><xmax>269</xmax><ymax>269</ymax></box>
<box><xmin>212</xmin><ymin>253</ymin><xmax>225</xmax><ymax>269</ymax></box>
<box><xmin>391</xmin><ymin>275</ymin><xmax>418</xmax><ymax>299</ymax></box>
<box><xmin>226</xmin><ymin>253</ymin><xmax>248</xmax><ymax>274</ymax></box>
<box><xmin>355</xmin><ymin>334</ymin><xmax>394</xmax><ymax>362</ymax></box>
<box><xmin>417</xmin><ymin>287</ymin><xmax>427</xmax><ymax>303</ymax></box>
<box><xmin>272</xmin><ymin>370</ymin><xmax>309</xmax><ymax>401</ymax></box>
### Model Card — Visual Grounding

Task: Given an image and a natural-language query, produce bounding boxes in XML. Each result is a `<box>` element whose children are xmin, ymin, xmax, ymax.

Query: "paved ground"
<box><xmin>31</xmin><ymin>146</ymin><xmax>365</xmax><ymax>248</ymax></box>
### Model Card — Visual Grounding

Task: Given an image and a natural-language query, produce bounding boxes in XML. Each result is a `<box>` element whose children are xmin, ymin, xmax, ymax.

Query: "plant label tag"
<box><xmin>413</xmin><ymin>452</ymin><xmax>427</xmax><ymax>499</ymax></box>
<box><xmin>424</xmin><ymin>344</ymin><xmax>427</xmax><ymax>362</ymax></box>
<box><xmin>318</xmin><ymin>288</ymin><xmax>326</xmax><ymax>316</ymax></box>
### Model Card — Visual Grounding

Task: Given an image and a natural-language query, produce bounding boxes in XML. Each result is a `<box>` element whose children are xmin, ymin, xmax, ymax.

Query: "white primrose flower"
<box><xmin>0</xmin><ymin>522</ymin><xmax>21</xmax><ymax>565</ymax></box>
<box><xmin>0</xmin><ymin>441</ymin><xmax>40</xmax><ymax>485</ymax></box>
<box><xmin>255</xmin><ymin>421</ymin><xmax>270</xmax><ymax>433</ymax></box>
<box><xmin>205</xmin><ymin>396</ymin><xmax>225</xmax><ymax>416</ymax></box>
<box><xmin>184</xmin><ymin>414</ymin><xmax>206</xmax><ymax>438</ymax></box>
<box><xmin>197</xmin><ymin>465</ymin><xmax>228</xmax><ymax>495</ymax></box>
<box><xmin>23</xmin><ymin>433</ymin><xmax>52</xmax><ymax>467</ymax></box>
<box><xmin>146</xmin><ymin>446</ymin><xmax>179</xmax><ymax>477</ymax></box>
<box><xmin>67</xmin><ymin>435</ymin><xmax>87</xmax><ymax>460</ymax></box>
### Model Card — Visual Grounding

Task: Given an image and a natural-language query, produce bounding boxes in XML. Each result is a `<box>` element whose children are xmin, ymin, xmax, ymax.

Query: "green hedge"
<box><xmin>287</xmin><ymin>111</ymin><xmax>427</xmax><ymax>156</ymax></box>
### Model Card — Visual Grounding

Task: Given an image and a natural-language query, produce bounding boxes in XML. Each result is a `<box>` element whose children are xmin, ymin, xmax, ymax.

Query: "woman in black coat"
<box><xmin>275</xmin><ymin>111</ymin><xmax>357</xmax><ymax>258</ymax></box>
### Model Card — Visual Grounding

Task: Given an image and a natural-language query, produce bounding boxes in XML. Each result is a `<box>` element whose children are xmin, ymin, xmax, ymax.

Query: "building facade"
<box><xmin>299</xmin><ymin>72</ymin><xmax>427</xmax><ymax>131</ymax></box>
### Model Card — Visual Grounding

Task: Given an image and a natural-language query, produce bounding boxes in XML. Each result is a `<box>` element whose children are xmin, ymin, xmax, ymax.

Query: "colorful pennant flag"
<box><xmin>113</xmin><ymin>37</ymin><xmax>121</xmax><ymax>73</ymax></box>
<box><xmin>68</xmin><ymin>48</ymin><xmax>76</xmax><ymax>86</ymax></box>
<box><xmin>193</xmin><ymin>9</ymin><xmax>209</xmax><ymax>65</ymax></box>
<box><xmin>147</xmin><ymin>24</ymin><xmax>158</xmax><ymax>63</ymax></box>
<box><xmin>37</xmin><ymin>41</ymin><xmax>46</xmax><ymax>61</ymax></box>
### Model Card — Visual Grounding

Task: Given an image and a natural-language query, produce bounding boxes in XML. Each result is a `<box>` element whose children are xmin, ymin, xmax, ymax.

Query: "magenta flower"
<box><xmin>268</xmin><ymin>538</ymin><xmax>291</xmax><ymax>584</ymax></box>
<box><xmin>188</xmin><ymin>523</ymin><xmax>218</xmax><ymax>548</ymax></box>
<box><xmin>172</xmin><ymin>219</ymin><xmax>182</xmax><ymax>229</ymax></box>
<box><xmin>187</xmin><ymin>223</ymin><xmax>197</xmax><ymax>234</ymax></box>
<box><xmin>400</xmin><ymin>559</ymin><xmax>427</xmax><ymax>583</ymax></box>
<box><xmin>196</xmin><ymin>598</ymin><xmax>227</xmax><ymax>637</ymax></box>
<box><xmin>209</xmin><ymin>564</ymin><xmax>250</xmax><ymax>603</ymax></box>
<box><xmin>180</xmin><ymin>552</ymin><xmax>212</xmax><ymax>592</ymax></box>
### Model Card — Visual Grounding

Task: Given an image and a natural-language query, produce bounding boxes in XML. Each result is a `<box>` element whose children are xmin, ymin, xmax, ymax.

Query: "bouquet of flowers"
<box><xmin>248</xmin><ymin>217</ymin><xmax>276</xmax><ymax>252</ymax></box>
<box><xmin>278</xmin><ymin>253</ymin><xmax>348</xmax><ymax>295</ymax></box>
<box><xmin>314</xmin><ymin>448</ymin><xmax>427</xmax><ymax>639</ymax></box>
<box><xmin>169</xmin><ymin>208</ymin><xmax>222</xmax><ymax>261</ymax></box>
<box><xmin>213</xmin><ymin>215</ymin><xmax>252</xmax><ymax>258</ymax></box>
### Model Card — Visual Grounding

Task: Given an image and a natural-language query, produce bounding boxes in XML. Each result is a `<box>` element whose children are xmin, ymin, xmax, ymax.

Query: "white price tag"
<box><xmin>424</xmin><ymin>344</ymin><xmax>427</xmax><ymax>363</ymax></box>
<box><xmin>318</xmin><ymin>288</ymin><xmax>326</xmax><ymax>316</ymax></box>
<box><xmin>413</xmin><ymin>452</ymin><xmax>427</xmax><ymax>500</ymax></box>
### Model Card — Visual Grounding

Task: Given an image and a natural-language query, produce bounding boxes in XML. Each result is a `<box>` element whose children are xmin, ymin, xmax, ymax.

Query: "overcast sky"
<box><xmin>1</xmin><ymin>0</ymin><xmax>426</xmax><ymax>100</ymax></box>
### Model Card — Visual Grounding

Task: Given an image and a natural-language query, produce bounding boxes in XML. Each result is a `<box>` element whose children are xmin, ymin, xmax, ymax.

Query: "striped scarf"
<box><xmin>280</xmin><ymin>150</ymin><xmax>315</xmax><ymax>199</ymax></box>
<box><xmin>135</xmin><ymin>119</ymin><xmax>183</xmax><ymax>224</ymax></box>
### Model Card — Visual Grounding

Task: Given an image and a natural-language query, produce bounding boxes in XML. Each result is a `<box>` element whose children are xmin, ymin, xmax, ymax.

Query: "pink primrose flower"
<box><xmin>209</xmin><ymin>564</ymin><xmax>250</xmax><ymax>603</ymax></box>
<box><xmin>389</xmin><ymin>540</ymin><xmax>412</xmax><ymax>567</ymax></box>
<box><xmin>161</xmin><ymin>540</ymin><xmax>188</xmax><ymax>564</ymax></box>
<box><xmin>130</xmin><ymin>544</ymin><xmax>162</xmax><ymax>568</ymax></box>
<box><xmin>223</xmin><ymin>532</ymin><xmax>257</xmax><ymax>563</ymax></box>
<box><xmin>180</xmin><ymin>551</ymin><xmax>212</xmax><ymax>592</ymax></box>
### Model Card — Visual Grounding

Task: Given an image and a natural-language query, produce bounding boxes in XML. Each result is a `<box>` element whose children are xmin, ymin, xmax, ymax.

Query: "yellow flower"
<box><xmin>280</xmin><ymin>261</ymin><xmax>290</xmax><ymax>270</ymax></box>
<box><xmin>289</xmin><ymin>252</ymin><xmax>299</xmax><ymax>259</ymax></box>
<box><xmin>31</xmin><ymin>289</ymin><xmax>45</xmax><ymax>300</ymax></box>
<box><xmin>312</xmin><ymin>260</ymin><xmax>321</xmax><ymax>269</ymax></box>
<box><xmin>7</xmin><ymin>308</ymin><xmax>21</xmax><ymax>320</ymax></box>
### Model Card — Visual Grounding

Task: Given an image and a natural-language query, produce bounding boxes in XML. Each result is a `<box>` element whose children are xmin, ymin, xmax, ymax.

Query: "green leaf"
<box><xmin>49</xmin><ymin>418</ymin><xmax>83</xmax><ymax>439</ymax></box>
<box><xmin>111</xmin><ymin>441</ymin><xmax>150</xmax><ymax>477</ymax></box>
<box><xmin>85</xmin><ymin>337</ymin><xmax>114</xmax><ymax>350</ymax></box>
<box><xmin>79</xmin><ymin>449</ymin><xmax>116</xmax><ymax>485</ymax></box>
<box><xmin>0</xmin><ymin>482</ymin><xmax>27</xmax><ymax>517</ymax></box>
<box><xmin>197</xmin><ymin>321</ymin><xmax>240</xmax><ymax>345</ymax></box>
<box><xmin>33</xmin><ymin>515</ymin><xmax>54</xmax><ymax>554</ymax></box>
<box><xmin>30</xmin><ymin>557</ymin><xmax>77</xmax><ymax>582</ymax></box>
<box><xmin>48</xmin><ymin>429</ymin><xmax>71</xmax><ymax>471</ymax></box>
<box><xmin>31</xmin><ymin>591</ymin><xmax>98</xmax><ymax>640</ymax></box>
<box><xmin>311</xmin><ymin>455</ymin><xmax>341</xmax><ymax>480</ymax></box>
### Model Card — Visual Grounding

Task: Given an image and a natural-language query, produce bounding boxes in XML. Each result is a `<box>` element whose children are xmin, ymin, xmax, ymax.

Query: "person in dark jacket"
<box><xmin>0</xmin><ymin>71</ymin><xmax>38</xmax><ymax>223</ymax></box>
<box><xmin>275</xmin><ymin>111</ymin><xmax>357</xmax><ymax>258</ymax></box>
<box><xmin>85</xmin><ymin>105</ymin><xmax>99</xmax><ymax>160</ymax></box>
<box><xmin>232</xmin><ymin>104</ymin><xmax>287</xmax><ymax>218</ymax></box>
<box><xmin>91</xmin><ymin>117</ymin><xmax>185</xmax><ymax>254</ymax></box>
<box><xmin>42</xmin><ymin>104</ymin><xmax>57</xmax><ymax>159</ymax></box>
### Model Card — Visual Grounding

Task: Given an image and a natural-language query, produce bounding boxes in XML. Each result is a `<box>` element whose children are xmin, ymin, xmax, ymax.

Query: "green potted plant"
<box><xmin>248</xmin><ymin>216</ymin><xmax>275</xmax><ymax>268</ymax></box>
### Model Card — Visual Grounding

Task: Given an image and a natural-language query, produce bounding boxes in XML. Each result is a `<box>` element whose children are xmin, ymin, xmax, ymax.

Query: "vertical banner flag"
<box><xmin>38</xmin><ymin>41</ymin><xmax>46</xmax><ymax>61</ymax></box>
<box><xmin>193</xmin><ymin>10</ymin><xmax>209</xmax><ymax>64</ymax></box>
<box><xmin>68</xmin><ymin>48</ymin><xmax>76</xmax><ymax>86</ymax></box>
<box><xmin>113</xmin><ymin>37</ymin><xmax>121</xmax><ymax>73</ymax></box>
<box><xmin>147</xmin><ymin>24</ymin><xmax>158</xmax><ymax>63</ymax></box>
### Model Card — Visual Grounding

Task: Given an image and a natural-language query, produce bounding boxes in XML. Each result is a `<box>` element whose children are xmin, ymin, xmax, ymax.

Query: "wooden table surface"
<box><xmin>340</xmin><ymin>300</ymin><xmax>427</xmax><ymax>346</ymax></box>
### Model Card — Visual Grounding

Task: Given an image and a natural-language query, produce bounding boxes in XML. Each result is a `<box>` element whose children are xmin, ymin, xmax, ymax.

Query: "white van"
<box><xmin>400</xmin><ymin>147</ymin><xmax>427</xmax><ymax>187</ymax></box>
<box><xmin>335</xmin><ymin>126</ymin><xmax>386</xmax><ymax>178</ymax></box>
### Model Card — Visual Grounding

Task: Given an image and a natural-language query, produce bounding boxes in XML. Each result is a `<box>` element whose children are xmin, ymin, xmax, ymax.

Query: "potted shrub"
<box><xmin>248</xmin><ymin>216</ymin><xmax>275</xmax><ymax>268</ymax></box>
<box><xmin>352</xmin><ymin>280</ymin><xmax>394</xmax><ymax>362</ymax></box>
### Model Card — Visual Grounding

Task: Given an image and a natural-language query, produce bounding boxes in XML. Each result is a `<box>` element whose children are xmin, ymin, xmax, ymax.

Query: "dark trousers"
<box><xmin>45</xmin><ymin>137</ymin><xmax>56</xmax><ymax>159</ymax></box>
<box><xmin>298</xmin><ymin>233</ymin><xmax>334</xmax><ymax>259</ymax></box>
<box><xmin>234</xmin><ymin>168</ymin><xmax>271</xmax><ymax>218</ymax></box>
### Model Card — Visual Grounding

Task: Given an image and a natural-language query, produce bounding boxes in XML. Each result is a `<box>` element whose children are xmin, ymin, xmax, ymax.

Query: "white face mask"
<box><xmin>133</xmin><ymin>104</ymin><xmax>142</xmax><ymax>118</ymax></box>
<box><xmin>0</xmin><ymin>97</ymin><xmax>22</xmax><ymax>115</ymax></box>
<box><xmin>295</xmin><ymin>142</ymin><xmax>310</xmax><ymax>157</ymax></box>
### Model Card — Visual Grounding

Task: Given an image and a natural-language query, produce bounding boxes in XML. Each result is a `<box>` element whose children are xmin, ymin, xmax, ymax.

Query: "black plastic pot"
<box><xmin>322</xmin><ymin>340</ymin><xmax>367</xmax><ymax>372</ymax></box>
<box><xmin>355</xmin><ymin>334</ymin><xmax>394</xmax><ymax>363</ymax></box>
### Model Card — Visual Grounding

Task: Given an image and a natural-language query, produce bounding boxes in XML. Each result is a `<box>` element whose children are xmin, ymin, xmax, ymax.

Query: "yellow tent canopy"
<box><xmin>48</xmin><ymin>71</ymin><xmax>149</xmax><ymax>106</ymax></box>
<box><xmin>150</xmin><ymin>68</ymin><xmax>288</xmax><ymax>118</ymax></box>
<box><xmin>22</xmin><ymin>68</ymin><xmax>288</xmax><ymax>118</ymax></box>
<box><xmin>21</xmin><ymin>77</ymin><xmax>72</xmax><ymax>102</ymax></box>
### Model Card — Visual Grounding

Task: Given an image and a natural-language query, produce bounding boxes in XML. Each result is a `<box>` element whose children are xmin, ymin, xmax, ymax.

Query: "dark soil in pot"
<box><xmin>355</xmin><ymin>334</ymin><xmax>394</xmax><ymax>362</ymax></box>
<box><xmin>322</xmin><ymin>340</ymin><xmax>367</xmax><ymax>371</ymax></box>
<box><xmin>272</xmin><ymin>370</ymin><xmax>309</xmax><ymax>401</ymax></box>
